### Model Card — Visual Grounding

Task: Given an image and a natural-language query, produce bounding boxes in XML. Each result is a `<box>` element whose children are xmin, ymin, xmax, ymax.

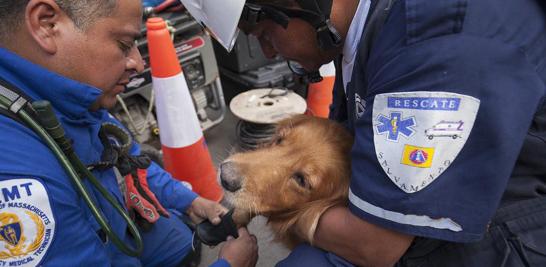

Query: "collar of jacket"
<box><xmin>0</xmin><ymin>47</ymin><xmax>105</xmax><ymax>123</ymax></box>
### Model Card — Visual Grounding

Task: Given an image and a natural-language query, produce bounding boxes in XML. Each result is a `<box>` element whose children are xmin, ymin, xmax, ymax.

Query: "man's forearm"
<box><xmin>313</xmin><ymin>206</ymin><xmax>414</xmax><ymax>267</ymax></box>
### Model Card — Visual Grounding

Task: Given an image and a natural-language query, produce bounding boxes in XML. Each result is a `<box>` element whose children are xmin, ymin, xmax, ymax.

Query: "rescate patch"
<box><xmin>0</xmin><ymin>179</ymin><xmax>55</xmax><ymax>266</ymax></box>
<box><xmin>373</xmin><ymin>92</ymin><xmax>480</xmax><ymax>193</ymax></box>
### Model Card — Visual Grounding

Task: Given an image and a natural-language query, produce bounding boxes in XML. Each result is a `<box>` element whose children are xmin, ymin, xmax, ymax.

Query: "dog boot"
<box><xmin>195</xmin><ymin>209</ymin><xmax>239</xmax><ymax>246</ymax></box>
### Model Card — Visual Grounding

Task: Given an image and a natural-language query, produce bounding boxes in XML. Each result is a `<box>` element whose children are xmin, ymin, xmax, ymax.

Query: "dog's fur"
<box><xmin>220</xmin><ymin>115</ymin><xmax>353</xmax><ymax>247</ymax></box>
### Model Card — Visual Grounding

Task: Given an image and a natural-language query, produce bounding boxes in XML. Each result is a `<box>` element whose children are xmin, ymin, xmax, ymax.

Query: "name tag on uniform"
<box><xmin>373</xmin><ymin>91</ymin><xmax>480</xmax><ymax>193</ymax></box>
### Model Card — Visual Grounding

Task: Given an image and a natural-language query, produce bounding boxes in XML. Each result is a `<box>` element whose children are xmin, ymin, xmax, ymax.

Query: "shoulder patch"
<box><xmin>0</xmin><ymin>179</ymin><xmax>55</xmax><ymax>266</ymax></box>
<box><xmin>373</xmin><ymin>91</ymin><xmax>480</xmax><ymax>193</ymax></box>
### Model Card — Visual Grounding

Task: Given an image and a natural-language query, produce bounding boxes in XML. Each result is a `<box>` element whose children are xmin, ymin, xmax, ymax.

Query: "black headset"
<box><xmin>240</xmin><ymin>0</ymin><xmax>341</xmax><ymax>82</ymax></box>
<box><xmin>241</xmin><ymin>0</ymin><xmax>342</xmax><ymax>51</ymax></box>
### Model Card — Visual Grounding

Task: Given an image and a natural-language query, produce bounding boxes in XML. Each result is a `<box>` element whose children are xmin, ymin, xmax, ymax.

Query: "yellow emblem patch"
<box><xmin>401</xmin><ymin>145</ymin><xmax>435</xmax><ymax>168</ymax></box>
<box><xmin>0</xmin><ymin>212</ymin><xmax>45</xmax><ymax>259</ymax></box>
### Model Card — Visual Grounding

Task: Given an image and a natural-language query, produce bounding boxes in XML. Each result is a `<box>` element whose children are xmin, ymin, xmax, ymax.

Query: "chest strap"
<box><xmin>89</xmin><ymin>122</ymin><xmax>170</xmax><ymax>231</ymax></box>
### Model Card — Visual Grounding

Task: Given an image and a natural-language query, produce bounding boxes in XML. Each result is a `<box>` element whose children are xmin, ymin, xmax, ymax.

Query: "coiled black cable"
<box><xmin>236</xmin><ymin>120</ymin><xmax>276</xmax><ymax>151</ymax></box>
<box><xmin>234</xmin><ymin>88</ymin><xmax>302</xmax><ymax>150</ymax></box>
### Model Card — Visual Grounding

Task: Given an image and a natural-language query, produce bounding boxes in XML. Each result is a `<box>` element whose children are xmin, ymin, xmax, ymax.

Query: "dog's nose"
<box><xmin>219</xmin><ymin>161</ymin><xmax>242</xmax><ymax>192</ymax></box>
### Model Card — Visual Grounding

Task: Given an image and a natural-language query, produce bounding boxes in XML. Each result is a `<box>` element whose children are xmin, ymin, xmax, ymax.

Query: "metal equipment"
<box><xmin>111</xmin><ymin>12</ymin><xmax>226</xmax><ymax>144</ymax></box>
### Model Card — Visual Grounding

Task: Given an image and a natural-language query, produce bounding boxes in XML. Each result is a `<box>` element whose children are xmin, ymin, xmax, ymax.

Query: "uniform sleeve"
<box><xmin>0</xmin><ymin>175</ymin><xmax>116</xmax><ymax>266</ymax></box>
<box><xmin>130</xmin><ymin>143</ymin><xmax>198</xmax><ymax>212</ymax></box>
<box><xmin>209</xmin><ymin>259</ymin><xmax>231</xmax><ymax>267</ymax></box>
<box><xmin>347</xmin><ymin>0</ymin><xmax>545</xmax><ymax>242</ymax></box>
<box><xmin>0</xmin><ymin>118</ymin><xmax>123</xmax><ymax>265</ymax></box>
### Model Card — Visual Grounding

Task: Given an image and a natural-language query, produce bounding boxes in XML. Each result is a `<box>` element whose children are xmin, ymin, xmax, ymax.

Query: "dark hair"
<box><xmin>0</xmin><ymin>0</ymin><xmax>117</xmax><ymax>42</ymax></box>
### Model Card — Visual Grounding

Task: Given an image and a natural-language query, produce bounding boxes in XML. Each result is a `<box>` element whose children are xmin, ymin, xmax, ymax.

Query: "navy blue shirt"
<box><xmin>331</xmin><ymin>0</ymin><xmax>546</xmax><ymax>242</ymax></box>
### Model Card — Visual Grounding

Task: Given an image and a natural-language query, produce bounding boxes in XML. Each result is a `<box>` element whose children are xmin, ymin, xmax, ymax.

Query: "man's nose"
<box><xmin>126</xmin><ymin>46</ymin><xmax>145</xmax><ymax>74</ymax></box>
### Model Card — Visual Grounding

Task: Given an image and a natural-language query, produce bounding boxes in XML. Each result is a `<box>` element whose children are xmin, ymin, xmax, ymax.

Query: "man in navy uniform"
<box><xmin>182</xmin><ymin>0</ymin><xmax>546</xmax><ymax>266</ymax></box>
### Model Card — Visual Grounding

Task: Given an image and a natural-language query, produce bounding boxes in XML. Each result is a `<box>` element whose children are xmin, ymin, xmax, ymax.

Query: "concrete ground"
<box><xmin>200</xmin><ymin>109</ymin><xmax>290</xmax><ymax>266</ymax></box>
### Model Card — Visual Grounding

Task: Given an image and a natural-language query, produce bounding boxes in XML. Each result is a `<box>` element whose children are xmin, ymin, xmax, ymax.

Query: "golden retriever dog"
<box><xmin>219</xmin><ymin>115</ymin><xmax>353</xmax><ymax>247</ymax></box>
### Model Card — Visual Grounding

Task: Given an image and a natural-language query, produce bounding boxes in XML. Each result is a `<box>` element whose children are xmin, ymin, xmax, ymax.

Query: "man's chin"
<box><xmin>90</xmin><ymin>97</ymin><xmax>118</xmax><ymax>111</ymax></box>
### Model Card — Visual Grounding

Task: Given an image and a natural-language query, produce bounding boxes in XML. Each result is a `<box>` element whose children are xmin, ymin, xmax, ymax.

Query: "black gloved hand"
<box><xmin>195</xmin><ymin>209</ymin><xmax>239</xmax><ymax>246</ymax></box>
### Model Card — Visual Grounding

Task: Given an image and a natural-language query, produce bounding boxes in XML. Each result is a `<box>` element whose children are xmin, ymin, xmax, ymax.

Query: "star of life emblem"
<box><xmin>373</xmin><ymin>92</ymin><xmax>480</xmax><ymax>193</ymax></box>
<box><xmin>375</xmin><ymin>112</ymin><xmax>416</xmax><ymax>142</ymax></box>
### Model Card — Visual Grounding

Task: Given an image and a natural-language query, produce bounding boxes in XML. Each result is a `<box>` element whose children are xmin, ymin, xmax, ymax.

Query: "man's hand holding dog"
<box><xmin>188</xmin><ymin>197</ymin><xmax>259</xmax><ymax>266</ymax></box>
<box><xmin>219</xmin><ymin>228</ymin><xmax>259</xmax><ymax>267</ymax></box>
<box><xmin>187</xmin><ymin>196</ymin><xmax>228</xmax><ymax>224</ymax></box>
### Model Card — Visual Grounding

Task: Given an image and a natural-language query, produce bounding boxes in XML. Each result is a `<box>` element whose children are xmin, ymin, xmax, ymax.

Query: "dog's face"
<box><xmin>220</xmin><ymin>115</ymin><xmax>353</xmax><ymax>228</ymax></box>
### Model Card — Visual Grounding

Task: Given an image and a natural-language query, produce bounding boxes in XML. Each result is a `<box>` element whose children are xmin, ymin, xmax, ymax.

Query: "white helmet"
<box><xmin>179</xmin><ymin>0</ymin><xmax>341</xmax><ymax>53</ymax></box>
<box><xmin>179</xmin><ymin>0</ymin><xmax>246</xmax><ymax>52</ymax></box>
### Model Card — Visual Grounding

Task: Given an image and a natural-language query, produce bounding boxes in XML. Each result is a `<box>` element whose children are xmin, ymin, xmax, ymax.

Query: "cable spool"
<box><xmin>235</xmin><ymin>120</ymin><xmax>276</xmax><ymax>151</ymax></box>
<box><xmin>230</xmin><ymin>88</ymin><xmax>307</xmax><ymax>151</ymax></box>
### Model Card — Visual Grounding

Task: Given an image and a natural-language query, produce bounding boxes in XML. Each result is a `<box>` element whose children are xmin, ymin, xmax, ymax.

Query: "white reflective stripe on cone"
<box><xmin>153</xmin><ymin>73</ymin><xmax>202</xmax><ymax>148</ymax></box>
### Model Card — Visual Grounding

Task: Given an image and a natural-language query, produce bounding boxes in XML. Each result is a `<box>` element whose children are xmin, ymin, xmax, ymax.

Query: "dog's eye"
<box><xmin>292</xmin><ymin>172</ymin><xmax>308</xmax><ymax>188</ymax></box>
<box><xmin>275</xmin><ymin>137</ymin><xmax>283</xmax><ymax>145</ymax></box>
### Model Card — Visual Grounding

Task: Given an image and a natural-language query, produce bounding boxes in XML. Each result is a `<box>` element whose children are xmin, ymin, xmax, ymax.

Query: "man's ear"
<box><xmin>25</xmin><ymin>0</ymin><xmax>65</xmax><ymax>54</ymax></box>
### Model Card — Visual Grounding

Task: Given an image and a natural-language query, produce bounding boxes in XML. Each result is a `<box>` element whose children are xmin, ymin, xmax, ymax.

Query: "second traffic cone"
<box><xmin>305</xmin><ymin>62</ymin><xmax>336</xmax><ymax>118</ymax></box>
<box><xmin>146</xmin><ymin>17</ymin><xmax>223</xmax><ymax>202</ymax></box>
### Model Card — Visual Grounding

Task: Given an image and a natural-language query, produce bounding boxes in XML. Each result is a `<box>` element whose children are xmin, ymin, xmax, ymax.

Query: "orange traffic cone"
<box><xmin>305</xmin><ymin>62</ymin><xmax>335</xmax><ymax>118</ymax></box>
<box><xmin>146</xmin><ymin>17</ymin><xmax>223</xmax><ymax>202</ymax></box>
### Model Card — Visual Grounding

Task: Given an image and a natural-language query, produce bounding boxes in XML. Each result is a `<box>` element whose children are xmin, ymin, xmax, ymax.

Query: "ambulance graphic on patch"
<box><xmin>0</xmin><ymin>179</ymin><xmax>55</xmax><ymax>266</ymax></box>
<box><xmin>373</xmin><ymin>92</ymin><xmax>480</xmax><ymax>193</ymax></box>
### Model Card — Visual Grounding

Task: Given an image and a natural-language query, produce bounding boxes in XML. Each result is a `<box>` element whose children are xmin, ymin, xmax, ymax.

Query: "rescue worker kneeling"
<box><xmin>182</xmin><ymin>0</ymin><xmax>546</xmax><ymax>266</ymax></box>
<box><xmin>0</xmin><ymin>0</ymin><xmax>258</xmax><ymax>266</ymax></box>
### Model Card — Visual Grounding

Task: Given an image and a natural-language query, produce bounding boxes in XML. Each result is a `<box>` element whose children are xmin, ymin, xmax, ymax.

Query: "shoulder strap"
<box><xmin>0</xmin><ymin>77</ymin><xmax>34</xmax><ymax>124</ymax></box>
